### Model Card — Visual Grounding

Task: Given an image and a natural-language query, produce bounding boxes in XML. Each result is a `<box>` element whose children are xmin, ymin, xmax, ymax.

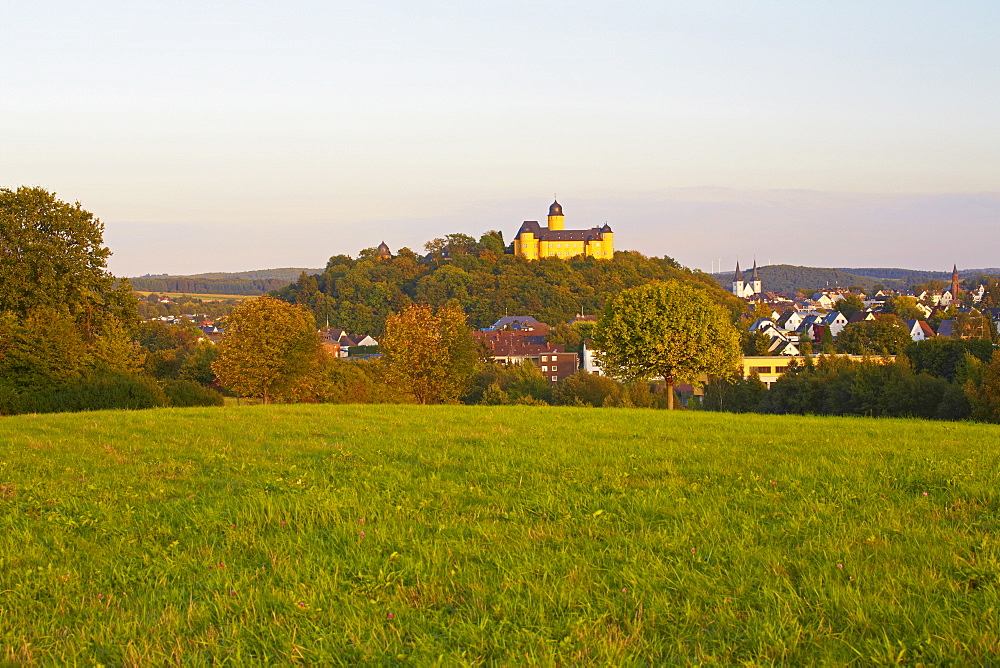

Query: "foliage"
<box><xmin>837</xmin><ymin>293</ymin><xmax>865</xmax><ymax>318</ymax></box>
<box><xmin>319</xmin><ymin>358</ymin><xmax>411</xmax><ymax>405</ymax></box>
<box><xmin>274</xmin><ymin>243</ymin><xmax>739</xmax><ymax>335</ymax></box>
<box><xmin>883</xmin><ymin>295</ymin><xmax>925</xmax><ymax>319</ymax></box>
<box><xmin>2</xmin><ymin>405</ymin><xmax>1000</xmax><ymax>663</ymax></box>
<box><xmin>212</xmin><ymin>296</ymin><xmax>324</xmax><ymax>403</ymax></box>
<box><xmin>740</xmin><ymin>331</ymin><xmax>771</xmax><ymax>357</ymax></box>
<box><xmin>701</xmin><ymin>374</ymin><xmax>768</xmax><ymax>413</ymax></box>
<box><xmin>836</xmin><ymin>319</ymin><xmax>912</xmax><ymax>356</ymax></box>
<box><xmin>0</xmin><ymin>186</ymin><xmax>137</xmax><ymax>335</ymax></box>
<box><xmin>0</xmin><ymin>309</ymin><xmax>90</xmax><ymax>391</ymax></box>
<box><xmin>592</xmin><ymin>280</ymin><xmax>741</xmax><ymax>409</ymax></box>
<box><xmin>966</xmin><ymin>354</ymin><xmax>1000</xmax><ymax>423</ymax></box>
<box><xmin>903</xmin><ymin>337</ymin><xmax>994</xmax><ymax>382</ymax></box>
<box><xmin>757</xmin><ymin>356</ymin><xmax>960</xmax><ymax>420</ymax></box>
<box><xmin>163</xmin><ymin>379</ymin><xmax>225</xmax><ymax>407</ymax></box>
<box><xmin>464</xmin><ymin>361</ymin><xmax>553</xmax><ymax>405</ymax></box>
<box><xmin>1</xmin><ymin>372</ymin><xmax>168</xmax><ymax>415</ymax></box>
<box><xmin>380</xmin><ymin>304</ymin><xmax>479</xmax><ymax>404</ymax></box>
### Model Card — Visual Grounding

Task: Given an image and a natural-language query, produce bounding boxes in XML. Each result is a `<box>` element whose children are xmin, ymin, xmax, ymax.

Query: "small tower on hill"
<box><xmin>377</xmin><ymin>241</ymin><xmax>392</xmax><ymax>260</ymax></box>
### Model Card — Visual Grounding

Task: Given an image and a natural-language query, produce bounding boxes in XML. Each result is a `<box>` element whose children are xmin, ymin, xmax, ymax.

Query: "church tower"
<box><xmin>547</xmin><ymin>199</ymin><xmax>565</xmax><ymax>231</ymax></box>
<box><xmin>751</xmin><ymin>260</ymin><xmax>762</xmax><ymax>295</ymax></box>
<box><xmin>732</xmin><ymin>261</ymin><xmax>744</xmax><ymax>297</ymax></box>
<box><xmin>952</xmin><ymin>264</ymin><xmax>960</xmax><ymax>301</ymax></box>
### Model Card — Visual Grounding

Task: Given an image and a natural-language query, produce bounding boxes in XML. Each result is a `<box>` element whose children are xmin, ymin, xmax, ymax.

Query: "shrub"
<box><xmin>17</xmin><ymin>373</ymin><xmax>168</xmax><ymax>414</ymax></box>
<box><xmin>164</xmin><ymin>380</ymin><xmax>224</xmax><ymax>407</ymax></box>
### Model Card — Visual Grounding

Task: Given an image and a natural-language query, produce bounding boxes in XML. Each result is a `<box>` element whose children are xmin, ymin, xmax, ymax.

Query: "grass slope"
<box><xmin>1</xmin><ymin>405</ymin><xmax>998</xmax><ymax>664</ymax></box>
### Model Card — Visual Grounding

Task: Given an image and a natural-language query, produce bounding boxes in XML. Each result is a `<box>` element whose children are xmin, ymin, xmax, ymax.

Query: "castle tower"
<box><xmin>547</xmin><ymin>199</ymin><xmax>564</xmax><ymax>231</ymax></box>
<box><xmin>952</xmin><ymin>264</ymin><xmax>960</xmax><ymax>300</ymax></box>
<box><xmin>751</xmin><ymin>259</ymin><xmax>762</xmax><ymax>295</ymax></box>
<box><xmin>732</xmin><ymin>261</ymin><xmax>744</xmax><ymax>297</ymax></box>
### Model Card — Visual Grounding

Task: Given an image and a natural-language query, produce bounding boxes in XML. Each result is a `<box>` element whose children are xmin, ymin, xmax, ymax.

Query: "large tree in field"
<box><xmin>380</xmin><ymin>303</ymin><xmax>478</xmax><ymax>404</ymax></box>
<box><xmin>212</xmin><ymin>296</ymin><xmax>323</xmax><ymax>404</ymax></box>
<box><xmin>0</xmin><ymin>186</ymin><xmax>137</xmax><ymax>335</ymax></box>
<box><xmin>592</xmin><ymin>280</ymin><xmax>741</xmax><ymax>410</ymax></box>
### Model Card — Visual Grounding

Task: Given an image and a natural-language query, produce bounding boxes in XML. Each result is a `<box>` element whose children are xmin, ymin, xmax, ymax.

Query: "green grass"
<box><xmin>1</xmin><ymin>405</ymin><xmax>998</xmax><ymax>664</ymax></box>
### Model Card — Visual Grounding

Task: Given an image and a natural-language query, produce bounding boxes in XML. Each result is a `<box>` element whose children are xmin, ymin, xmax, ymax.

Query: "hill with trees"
<box><xmin>128</xmin><ymin>268</ymin><xmax>324</xmax><ymax>295</ymax></box>
<box><xmin>272</xmin><ymin>234</ymin><xmax>744</xmax><ymax>335</ymax></box>
<box><xmin>710</xmin><ymin>264</ymin><xmax>1000</xmax><ymax>295</ymax></box>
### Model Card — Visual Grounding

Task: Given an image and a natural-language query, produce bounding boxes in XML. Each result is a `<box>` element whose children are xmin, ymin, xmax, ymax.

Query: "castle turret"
<box><xmin>547</xmin><ymin>199</ymin><xmax>564</xmax><ymax>231</ymax></box>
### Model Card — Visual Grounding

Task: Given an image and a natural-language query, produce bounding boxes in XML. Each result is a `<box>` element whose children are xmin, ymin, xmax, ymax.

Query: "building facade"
<box><xmin>512</xmin><ymin>200</ymin><xmax>614</xmax><ymax>260</ymax></box>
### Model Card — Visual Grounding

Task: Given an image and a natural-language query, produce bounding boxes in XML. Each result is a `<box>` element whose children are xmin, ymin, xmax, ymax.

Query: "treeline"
<box><xmin>702</xmin><ymin>338</ymin><xmax>1000</xmax><ymax>422</ymax></box>
<box><xmin>275</xmin><ymin>233</ymin><xmax>744</xmax><ymax>335</ymax></box>
<box><xmin>129</xmin><ymin>276</ymin><xmax>292</xmax><ymax>295</ymax></box>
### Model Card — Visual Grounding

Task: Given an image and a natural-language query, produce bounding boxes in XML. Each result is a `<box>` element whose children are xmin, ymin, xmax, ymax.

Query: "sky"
<box><xmin>2</xmin><ymin>1</ymin><xmax>997</xmax><ymax>276</ymax></box>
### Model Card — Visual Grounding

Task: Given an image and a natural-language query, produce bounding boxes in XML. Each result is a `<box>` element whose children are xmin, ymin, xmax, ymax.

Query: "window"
<box><xmin>541</xmin><ymin>366</ymin><xmax>548</xmax><ymax>372</ymax></box>
<box><xmin>749</xmin><ymin>366</ymin><xmax>773</xmax><ymax>374</ymax></box>
<box><xmin>551</xmin><ymin>365</ymin><xmax>557</xmax><ymax>372</ymax></box>
<box><xmin>541</xmin><ymin>356</ymin><xmax>548</xmax><ymax>362</ymax></box>
<box><xmin>551</xmin><ymin>376</ymin><xmax>558</xmax><ymax>382</ymax></box>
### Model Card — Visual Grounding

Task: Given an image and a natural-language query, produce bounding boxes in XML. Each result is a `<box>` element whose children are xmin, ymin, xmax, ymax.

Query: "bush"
<box><xmin>16</xmin><ymin>373</ymin><xmax>168</xmax><ymax>414</ymax></box>
<box><xmin>164</xmin><ymin>380</ymin><xmax>224</xmax><ymax>407</ymax></box>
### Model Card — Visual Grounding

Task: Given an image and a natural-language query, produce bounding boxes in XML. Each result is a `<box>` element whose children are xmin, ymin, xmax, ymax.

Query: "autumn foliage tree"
<box><xmin>379</xmin><ymin>304</ymin><xmax>479</xmax><ymax>404</ymax></box>
<box><xmin>592</xmin><ymin>280</ymin><xmax>741</xmax><ymax>409</ymax></box>
<box><xmin>212</xmin><ymin>296</ymin><xmax>323</xmax><ymax>403</ymax></box>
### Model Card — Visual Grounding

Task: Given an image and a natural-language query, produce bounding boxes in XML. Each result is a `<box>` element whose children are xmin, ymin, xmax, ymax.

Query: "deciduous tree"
<box><xmin>0</xmin><ymin>186</ymin><xmax>137</xmax><ymax>335</ymax></box>
<box><xmin>836</xmin><ymin>319</ymin><xmax>912</xmax><ymax>356</ymax></box>
<box><xmin>380</xmin><ymin>304</ymin><xmax>478</xmax><ymax>404</ymax></box>
<box><xmin>212</xmin><ymin>296</ymin><xmax>323</xmax><ymax>403</ymax></box>
<box><xmin>592</xmin><ymin>280</ymin><xmax>741</xmax><ymax>409</ymax></box>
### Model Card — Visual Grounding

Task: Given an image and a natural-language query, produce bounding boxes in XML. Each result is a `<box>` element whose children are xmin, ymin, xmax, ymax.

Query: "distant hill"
<box><xmin>128</xmin><ymin>268</ymin><xmax>323</xmax><ymax>295</ymax></box>
<box><xmin>710</xmin><ymin>265</ymin><xmax>1000</xmax><ymax>295</ymax></box>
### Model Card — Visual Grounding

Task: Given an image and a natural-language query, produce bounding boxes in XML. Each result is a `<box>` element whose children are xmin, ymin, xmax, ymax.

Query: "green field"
<box><xmin>1</xmin><ymin>406</ymin><xmax>998</xmax><ymax>664</ymax></box>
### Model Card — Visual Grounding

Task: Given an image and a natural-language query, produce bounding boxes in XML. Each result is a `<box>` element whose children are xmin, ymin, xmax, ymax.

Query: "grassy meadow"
<box><xmin>1</xmin><ymin>405</ymin><xmax>999</xmax><ymax>664</ymax></box>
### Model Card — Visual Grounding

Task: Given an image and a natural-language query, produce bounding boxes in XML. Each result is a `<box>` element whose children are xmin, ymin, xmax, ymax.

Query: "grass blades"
<box><xmin>1</xmin><ymin>405</ymin><xmax>998</xmax><ymax>663</ymax></box>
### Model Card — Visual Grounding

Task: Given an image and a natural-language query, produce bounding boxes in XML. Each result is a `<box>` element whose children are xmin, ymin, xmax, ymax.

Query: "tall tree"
<box><xmin>592</xmin><ymin>280</ymin><xmax>741</xmax><ymax>409</ymax></box>
<box><xmin>836</xmin><ymin>319</ymin><xmax>912</xmax><ymax>356</ymax></box>
<box><xmin>212</xmin><ymin>296</ymin><xmax>323</xmax><ymax>403</ymax></box>
<box><xmin>0</xmin><ymin>186</ymin><xmax>137</xmax><ymax>335</ymax></box>
<box><xmin>380</xmin><ymin>304</ymin><xmax>479</xmax><ymax>404</ymax></box>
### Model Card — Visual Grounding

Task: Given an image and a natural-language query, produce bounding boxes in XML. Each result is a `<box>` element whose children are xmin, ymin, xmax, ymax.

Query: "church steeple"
<box><xmin>732</xmin><ymin>260</ymin><xmax>745</xmax><ymax>297</ymax></box>
<box><xmin>951</xmin><ymin>264</ymin><xmax>960</xmax><ymax>300</ymax></box>
<box><xmin>751</xmin><ymin>259</ymin><xmax>761</xmax><ymax>295</ymax></box>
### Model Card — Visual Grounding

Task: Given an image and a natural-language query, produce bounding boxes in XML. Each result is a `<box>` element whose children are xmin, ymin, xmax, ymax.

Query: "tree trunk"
<box><xmin>666</xmin><ymin>377</ymin><xmax>674</xmax><ymax>410</ymax></box>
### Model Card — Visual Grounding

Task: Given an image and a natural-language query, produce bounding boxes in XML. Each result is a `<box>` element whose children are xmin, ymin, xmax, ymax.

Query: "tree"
<box><xmin>0</xmin><ymin>186</ymin><xmax>137</xmax><ymax>335</ymax></box>
<box><xmin>380</xmin><ymin>304</ymin><xmax>479</xmax><ymax>404</ymax></box>
<box><xmin>592</xmin><ymin>280</ymin><xmax>741</xmax><ymax>409</ymax></box>
<box><xmin>838</xmin><ymin>294</ymin><xmax>865</xmax><ymax>319</ymax></box>
<box><xmin>836</xmin><ymin>319</ymin><xmax>912</xmax><ymax>356</ymax></box>
<box><xmin>884</xmin><ymin>295</ymin><xmax>925</xmax><ymax>320</ymax></box>
<box><xmin>212</xmin><ymin>296</ymin><xmax>323</xmax><ymax>403</ymax></box>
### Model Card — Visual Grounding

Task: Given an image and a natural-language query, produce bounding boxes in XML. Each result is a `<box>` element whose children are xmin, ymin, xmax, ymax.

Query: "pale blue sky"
<box><xmin>2</xmin><ymin>1</ymin><xmax>997</xmax><ymax>275</ymax></box>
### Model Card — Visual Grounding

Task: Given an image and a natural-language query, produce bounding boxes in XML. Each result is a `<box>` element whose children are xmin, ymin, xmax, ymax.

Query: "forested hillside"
<box><xmin>712</xmin><ymin>264</ymin><xmax>1000</xmax><ymax>295</ymax></box>
<box><xmin>274</xmin><ymin>239</ymin><xmax>743</xmax><ymax>334</ymax></box>
<box><xmin>128</xmin><ymin>268</ymin><xmax>323</xmax><ymax>295</ymax></box>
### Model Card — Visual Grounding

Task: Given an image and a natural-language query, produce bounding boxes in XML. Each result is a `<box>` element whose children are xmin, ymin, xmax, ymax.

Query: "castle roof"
<box><xmin>377</xmin><ymin>241</ymin><xmax>391</xmax><ymax>256</ymax></box>
<box><xmin>516</xmin><ymin>221</ymin><xmax>608</xmax><ymax>242</ymax></box>
<box><xmin>548</xmin><ymin>199</ymin><xmax>563</xmax><ymax>216</ymax></box>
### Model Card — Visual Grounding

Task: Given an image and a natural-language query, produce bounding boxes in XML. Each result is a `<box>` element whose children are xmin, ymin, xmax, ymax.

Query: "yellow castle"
<box><xmin>512</xmin><ymin>199</ymin><xmax>614</xmax><ymax>260</ymax></box>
